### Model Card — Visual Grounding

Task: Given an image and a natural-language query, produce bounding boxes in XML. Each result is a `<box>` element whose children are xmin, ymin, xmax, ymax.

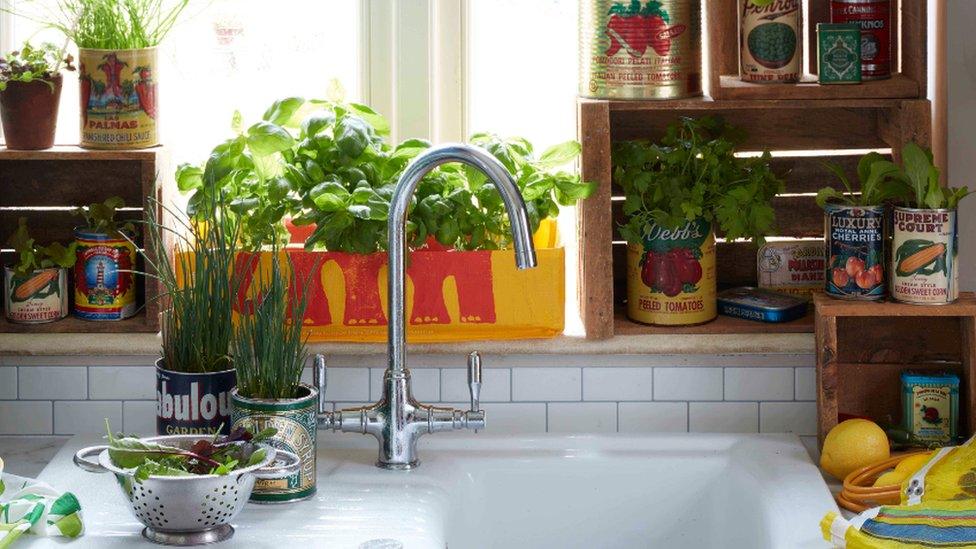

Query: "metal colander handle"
<box><xmin>252</xmin><ymin>449</ymin><xmax>301</xmax><ymax>479</ymax></box>
<box><xmin>73</xmin><ymin>445</ymin><xmax>109</xmax><ymax>473</ymax></box>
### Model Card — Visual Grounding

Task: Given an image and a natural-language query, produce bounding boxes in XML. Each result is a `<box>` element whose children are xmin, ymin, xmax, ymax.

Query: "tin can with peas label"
<box><xmin>740</xmin><ymin>0</ymin><xmax>802</xmax><ymax>83</ymax></box>
<box><xmin>823</xmin><ymin>204</ymin><xmax>886</xmax><ymax>300</ymax></box>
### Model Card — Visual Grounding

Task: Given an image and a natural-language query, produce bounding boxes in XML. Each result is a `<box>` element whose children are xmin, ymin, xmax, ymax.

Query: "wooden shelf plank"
<box><xmin>589</xmin><ymin>97</ymin><xmax>905</xmax><ymax>113</ymax></box>
<box><xmin>814</xmin><ymin>292</ymin><xmax>976</xmax><ymax>317</ymax></box>
<box><xmin>715</xmin><ymin>74</ymin><xmax>919</xmax><ymax>101</ymax></box>
<box><xmin>614</xmin><ymin>307</ymin><xmax>814</xmax><ymax>335</ymax></box>
<box><xmin>0</xmin><ymin>311</ymin><xmax>157</xmax><ymax>333</ymax></box>
<box><xmin>0</xmin><ymin>145</ymin><xmax>163</xmax><ymax>161</ymax></box>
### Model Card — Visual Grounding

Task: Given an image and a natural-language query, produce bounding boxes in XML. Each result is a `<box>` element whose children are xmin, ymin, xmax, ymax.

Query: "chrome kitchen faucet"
<box><xmin>315</xmin><ymin>144</ymin><xmax>538</xmax><ymax>469</ymax></box>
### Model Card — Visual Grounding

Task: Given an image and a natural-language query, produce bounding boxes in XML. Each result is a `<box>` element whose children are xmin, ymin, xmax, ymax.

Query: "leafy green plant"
<box><xmin>816</xmin><ymin>152</ymin><xmax>912</xmax><ymax>208</ymax></box>
<box><xmin>897</xmin><ymin>143</ymin><xmax>971</xmax><ymax>209</ymax></box>
<box><xmin>12</xmin><ymin>0</ymin><xmax>189</xmax><ymax>49</ymax></box>
<box><xmin>0</xmin><ymin>41</ymin><xmax>74</xmax><ymax>92</ymax></box>
<box><xmin>73</xmin><ymin>196</ymin><xmax>136</xmax><ymax>236</ymax></box>
<box><xmin>612</xmin><ymin>116</ymin><xmax>784</xmax><ymax>245</ymax></box>
<box><xmin>232</xmin><ymin>249</ymin><xmax>310</xmax><ymax>400</ymax></box>
<box><xmin>5</xmin><ymin>217</ymin><xmax>77</xmax><ymax>276</ymax></box>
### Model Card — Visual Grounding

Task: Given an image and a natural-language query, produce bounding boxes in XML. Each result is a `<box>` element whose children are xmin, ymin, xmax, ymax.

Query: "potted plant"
<box><xmin>612</xmin><ymin>116</ymin><xmax>783</xmax><ymax>326</ymax></box>
<box><xmin>0</xmin><ymin>42</ymin><xmax>74</xmax><ymax>150</ymax></box>
<box><xmin>888</xmin><ymin>143</ymin><xmax>971</xmax><ymax>305</ymax></box>
<box><xmin>3</xmin><ymin>218</ymin><xmax>76</xmax><ymax>323</ymax></box>
<box><xmin>816</xmin><ymin>152</ymin><xmax>910</xmax><ymax>300</ymax></box>
<box><xmin>230</xmin><ymin>250</ymin><xmax>320</xmax><ymax>503</ymax></box>
<box><xmin>72</xmin><ymin>196</ymin><xmax>139</xmax><ymax>321</ymax></box>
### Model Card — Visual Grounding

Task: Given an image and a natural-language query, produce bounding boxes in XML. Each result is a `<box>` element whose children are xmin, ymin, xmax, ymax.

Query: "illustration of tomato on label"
<box><xmin>604</xmin><ymin>0</ymin><xmax>686</xmax><ymax>58</ymax></box>
<box><xmin>640</xmin><ymin>246</ymin><xmax>703</xmax><ymax>297</ymax></box>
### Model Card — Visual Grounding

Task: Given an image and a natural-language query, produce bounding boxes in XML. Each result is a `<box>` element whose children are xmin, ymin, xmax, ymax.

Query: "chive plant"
<box><xmin>14</xmin><ymin>0</ymin><xmax>189</xmax><ymax>49</ymax></box>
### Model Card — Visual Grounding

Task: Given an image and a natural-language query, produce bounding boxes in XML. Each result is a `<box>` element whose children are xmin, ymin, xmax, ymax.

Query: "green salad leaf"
<box><xmin>897</xmin><ymin>143</ymin><xmax>970</xmax><ymax>209</ymax></box>
<box><xmin>5</xmin><ymin>217</ymin><xmax>78</xmax><ymax>276</ymax></box>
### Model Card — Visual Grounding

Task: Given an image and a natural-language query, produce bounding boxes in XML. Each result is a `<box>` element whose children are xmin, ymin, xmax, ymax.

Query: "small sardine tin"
<box><xmin>717</xmin><ymin>287</ymin><xmax>808</xmax><ymax>323</ymax></box>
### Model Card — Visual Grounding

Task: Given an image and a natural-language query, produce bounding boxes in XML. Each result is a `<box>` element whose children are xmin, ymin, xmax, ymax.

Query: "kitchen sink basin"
<box><xmin>31</xmin><ymin>433</ymin><xmax>835</xmax><ymax>548</ymax></box>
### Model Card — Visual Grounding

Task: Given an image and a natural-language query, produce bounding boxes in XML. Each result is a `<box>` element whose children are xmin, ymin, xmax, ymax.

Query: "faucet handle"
<box><xmin>313</xmin><ymin>354</ymin><xmax>328</xmax><ymax>414</ymax></box>
<box><xmin>467</xmin><ymin>351</ymin><xmax>482</xmax><ymax>412</ymax></box>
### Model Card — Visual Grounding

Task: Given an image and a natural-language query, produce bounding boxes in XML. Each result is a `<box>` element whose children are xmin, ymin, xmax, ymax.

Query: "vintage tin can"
<box><xmin>901</xmin><ymin>372</ymin><xmax>959</xmax><ymax>444</ymax></box>
<box><xmin>626</xmin><ymin>218</ymin><xmax>716</xmax><ymax>326</ymax></box>
<box><xmin>73</xmin><ymin>229</ymin><xmax>137</xmax><ymax>320</ymax></box>
<box><xmin>824</xmin><ymin>204</ymin><xmax>886</xmax><ymax>300</ymax></box>
<box><xmin>891</xmin><ymin>207</ymin><xmax>958</xmax><ymax>305</ymax></box>
<box><xmin>231</xmin><ymin>385</ymin><xmax>318</xmax><ymax>503</ymax></box>
<box><xmin>717</xmin><ymin>287</ymin><xmax>808</xmax><ymax>323</ymax></box>
<box><xmin>156</xmin><ymin>359</ymin><xmax>235</xmax><ymax>436</ymax></box>
<box><xmin>78</xmin><ymin>47</ymin><xmax>158</xmax><ymax>149</ymax></box>
<box><xmin>830</xmin><ymin>0</ymin><xmax>891</xmax><ymax>80</ymax></box>
<box><xmin>757</xmin><ymin>241</ymin><xmax>825</xmax><ymax>298</ymax></box>
<box><xmin>579</xmin><ymin>0</ymin><xmax>702</xmax><ymax>99</ymax></box>
<box><xmin>817</xmin><ymin>23</ymin><xmax>862</xmax><ymax>84</ymax></box>
<box><xmin>3</xmin><ymin>266</ymin><xmax>68</xmax><ymax>324</ymax></box>
<box><xmin>740</xmin><ymin>0</ymin><xmax>802</xmax><ymax>83</ymax></box>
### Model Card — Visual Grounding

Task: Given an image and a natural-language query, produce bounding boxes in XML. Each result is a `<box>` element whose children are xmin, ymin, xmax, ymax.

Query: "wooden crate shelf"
<box><xmin>707</xmin><ymin>0</ymin><xmax>926</xmax><ymax>101</ymax></box>
<box><xmin>614</xmin><ymin>307</ymin><xmax>814</xmax><ymax>335</ymax></box>
<box><xmin>0</xmin><ymin>145</ymin><xmax>165</xmax><ymax>333</ymax></box>
<box><xmin>815</xmin><ymin>293</ymin><xmax>976</xmax><ymax>447</ymax></box>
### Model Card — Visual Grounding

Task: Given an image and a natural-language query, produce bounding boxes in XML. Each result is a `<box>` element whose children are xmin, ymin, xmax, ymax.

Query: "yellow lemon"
<box><xmin>820</xmin><ymin>419</ymin><xmax>890</xmax><ymax>481</ymax></box>
<box><xmin>894</xmin><ymin>452</ymin><xmax>933</xmax><ymax>477</ymax></box>
<box><xmin>873</xmin><ymin>470</ymin><xmax>907</xmax><ymax>487</ymax></box>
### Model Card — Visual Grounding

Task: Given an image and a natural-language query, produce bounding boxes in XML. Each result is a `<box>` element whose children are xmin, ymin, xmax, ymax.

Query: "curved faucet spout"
<box><xmin>388</xmin><ymin>144</ymin><xmax>539</xmax><ymax>371</ymax></box>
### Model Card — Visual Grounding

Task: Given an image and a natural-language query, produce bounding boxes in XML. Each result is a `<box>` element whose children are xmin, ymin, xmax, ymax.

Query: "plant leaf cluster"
<box><xmin>898</xmin><ymin>143</ymin><xmax>970</xmax><ymax>209</ymax></box>
<box><xmin>73</xmin><ymin>196</ymin><xmax>137</xmax><ymax>236</ymax></box>
<box><xmin>13</xmin><ymin>0</ymin><xmax>190</xmax><ymax>49</ymax></box>
<box><xmin>612</xmin><ymin>116</ymin><xmax>783</xmax><ymax>245</ymax></box>
<box><xmin>0</xmin><ymin>41</ymin><xmax>74</xmax><ymax>91</ymax></box>
<box><xmin>5</xmin><ymin>217</ymin><xmax>77</xmax><ymax>276</ymax></box>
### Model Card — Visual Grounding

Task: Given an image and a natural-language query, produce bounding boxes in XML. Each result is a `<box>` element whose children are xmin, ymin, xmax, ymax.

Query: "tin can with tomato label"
<box><xmin>823</xmin><ymin>204</ymin><xmax>886</xmax><ymax>300</ymax></box>
<box><xmin>830</xmin><ymin>0</ymin><xmax>891</xmax><ymax>80</ymax></box>
<box><xmin>78</xmin><ymin>47</ymin><xmax>158</xmax><ymax>149</ymax></box>
<box><xmin>73</xmin><ymin>229</ymin><xmax>137</xmax><ymax>320</ymax></box>
<box><xmin>579</xmin><ymin>0</ymin><xmax>702</xmax><ymax>99</ymax></box>
<box><xmin>740</xmin><ymin>0</ymin><xmax>802</xmax><ymax>83</ymax></box>
<box><xmin>891</xmin><ymin>207</ymin><xmax>958</xmax><ymax>305</ymax></box>
<box><xmin>626</xmin><ymin>218</ymin><xmax>716</xmax><ymax>325</ymax></box>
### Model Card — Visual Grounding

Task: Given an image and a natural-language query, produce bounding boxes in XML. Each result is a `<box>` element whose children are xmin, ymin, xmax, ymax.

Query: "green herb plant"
<box><xmin>897</xmin><ymin>142</ymin><xmax>971</xmax><ymax>210</ymax></box>
<box><xmin>0</xmin><ymin>41</ymin><xmax>75</xmax><ymax>92</ymax></box>
<box><xmin>73</xmin><ymin>196</ymin><xmax>137</xmax><ymax>236</ymax></box>
<box><xmin>816</xmin><ymin>152</ymin><xmax>912</xmax><ymax>208</ymax></box>
<box><xmin>13</xmin><ymin>0</ymin><xmax>190</xmax><ymax>49</ymax></box>
<box><xmin>6</xmin><ymin>217</ymin><xmax>77</xmax><ymax>276</ymax></box>
<box><xmin>612</xmin><ymin>116</ymin><xmax>784</xmax><ymax>246</ymax></box>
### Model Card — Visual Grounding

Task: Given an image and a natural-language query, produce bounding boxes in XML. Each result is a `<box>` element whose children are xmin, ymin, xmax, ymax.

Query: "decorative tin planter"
<box><xmin>625</xmin><ymin>218</ymin><xmax>716</xmax><ymax>326</ymax></box>
<box><xmin>73</xmin><ymin>229</ymin><xmax>137</xmax><ymax>320</ymax></box>
<box><xmin>78</xmin><ymin>47</ymin><xmax>158</xmax><ymax>149</ymax></box>
<box><xmin>3</xmin><ymin>266</ymin><xmax>68</xmax><ymax>323</ymax></box>
<box><xmin>0</xmin><ymin>74</ymin><xmax>62</xmax><ymax>150</ymax></box>
<box><xmin>739</xmin><ymin>0</ymin><xmax>802</xmax><ymax>83</ymax></box>
<box><xmin>231</xmin><ymin>384</ymin><xmax>318</xmax><ymax>503</ymax></box>
<box><xmin>156</xmin><ymin>359</ymin><xmax>235</xmax><ymax>436</ymax></box>
<box><xmin>823</xmin><ymin>203</ymin><xmax>885</xmax><ymax>300</ymax></box>
<box><xmin>891</xmin><ymin>207</ymin><xmax>958</xmax><ymax>305</ymax></box>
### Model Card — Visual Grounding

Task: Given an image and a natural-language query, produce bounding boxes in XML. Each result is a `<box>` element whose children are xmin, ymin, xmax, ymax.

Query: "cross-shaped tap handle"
<box><xmin>468</xmin><ymin>351</ymin><xmax>482</xmax><ymax>412</ymax></box>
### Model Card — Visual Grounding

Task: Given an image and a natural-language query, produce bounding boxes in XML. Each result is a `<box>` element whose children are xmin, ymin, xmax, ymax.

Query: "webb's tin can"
<box><xmin>823</xmin><ymin>204</ymin><xmax>886</xmax><ymax>300</ymax></box>
<box><xmin>232</xmin><ymin>385</ymin><xmax>318</xmax><ymax>503</ymax></box>
<box><xmin>891</xmin><ymin>207</ymin><xmax>958</xmax><ymax>305</ymax></box>
<box><xmin>817</xmin><ymin>23</ymin><xmax>862</xmax><ymax>84</ymax></box>
<box><xmin>901</xmin><ymin>371</ymin><xmax>959</xmax><ymax>444</ymax></box>
<box><xmin>579</xmin><ymin>0</ymin><xmax>702</xmax><ymax>99</ymax></box>
<box><xmin>78</xmin><ymin>47</ymin><xmax>158</xmax><ymax>149</ymax></box>
<box><xmin>73</xmin><ymin>229</ymin><xmax>137</xmax><ymax>320</ymax></box>
<box><xmin>740</xmin><ymin>0</ymin><xmax>802</xmax><ymax>83</ymax></box>
<box><xmin>156</xmin><ymin>359</ymin><xmax>235</xmax><ymax>436</ymax></box>
<box><xmin>3</xmin><ymin>266</ymin><xmax>68</xmax><ymax>324</ymax></box>
<box><xmin>626</xmin><ymin>218</ymin><xmax>716</xmax><ymax>325</ymax></box>
<box><xmin>830</xmin><ymin>0</ymin><xmax>891</xmax><ymax>80</ymax></box>
<box><xmin>757</xmin><ymin>241</ymin><xmax>825</xmax><ymax>298</ymax></box>
<box><xmin>717</xmin><ymin>287</ymin><xmax>808</xmax><ymax>323</ymax></box>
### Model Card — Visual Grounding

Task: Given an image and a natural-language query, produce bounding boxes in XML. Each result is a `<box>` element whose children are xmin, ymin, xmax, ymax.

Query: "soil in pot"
<box><xmin>0</xmin><ymin>74</ymin><xmax>62</xmax><ymax>150</ymax></box>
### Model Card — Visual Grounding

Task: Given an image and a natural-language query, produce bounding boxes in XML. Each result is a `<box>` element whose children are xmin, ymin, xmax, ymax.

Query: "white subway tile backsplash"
<box><xmin>795</xmin><ymin>368</ymin><xmax>817</xmax><ymax>401</ymax></box>
<box><xmin>654</xmin><ymin>368</ymin><xmax>722</xmax><ymax>401</ymax></box>
<box><xmin>123</xmin><ymin>401</ymin><xmax>158</xmax><ymax>436</ymax></box>
<box><xmin>54</xmin><ymin>401</ymin><xmax>122</xmax><ymax>435</ymax></box>
<box><xmin>547</xmin><ymin>403</ymin><xmax>616</xmax><ymax>433</ymax></box>
<box><xmin>618</xmin><ymin>402</ymin><xmax>688</xmax><ymax>433</ymax></box>
<box><xmin>512</xmin><ymin>368</ymin><xmax>581</xmax><ymax>401</ymax></box>
<box><xmin>760</xmin><ymin>402</ymin><xmax>817</xmax><ymax>436</ymax></box>
<box><xmin>19</xmin><ymin>367</ymin><xmax>87</xmax><ymax>400</ymax></box>
<box><xmin>0</xmin><ymin>401</ymin><xmax>52</xmax><ymax>434</ymax></box>
<box><xmin>724</xmin><ymin>368</ymin><xmax>793</xmax><ymax>401</ymax></box>
<box><xmin>441</xmin><ymin>368</ymin><xmax>511</xmax><ymax>402</ymax></box>
<box><xmin>370</xmin><ymin>368</ymin><xmax>440</xmax><ymax>401</ymax></box>
<box><xmin>0</xmin><ymin>368</ymin><xmax>16</xmax><ymax>399</ymax></box>
<box><xmin>582</xmin><ymin>368</ymin><xmax>652</xmax><ymax>401</ymax></box>
<box><xmin>89</xmin><ymin>367</ymin><xmax>156</xmax><ymax>400</ymax></box>
<box><xmin>322</xmin><ymin>368</ymin><xmax>370</xmax><ymax>402</ymax></box>
<box><xmin>478</xmin><ymin>403</ymin><xmax>547</xmax><ymax>434</ymax></box>
<box><xmin>689</xmin><ymin>402</ymin><xmax>758</xmax><ymax>433</ymax></box>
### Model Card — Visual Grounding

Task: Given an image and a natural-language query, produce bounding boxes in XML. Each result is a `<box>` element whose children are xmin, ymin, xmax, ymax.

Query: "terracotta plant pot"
<box><xmin>0</xmin><ymin>73</ymin><xmax>62</xmax><ymax>150</ymax></box>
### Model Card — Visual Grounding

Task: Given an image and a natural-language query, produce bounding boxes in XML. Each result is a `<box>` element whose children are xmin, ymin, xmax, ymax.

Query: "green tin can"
<box><xmin>817</xmin><ymin>23</ymin><xmax>861</xmax><ymax>84</ymax></box>
<box><xmin>231</xmin><ymin>384</ymin><xmax>318</xmax><ymax>503</ymax></box>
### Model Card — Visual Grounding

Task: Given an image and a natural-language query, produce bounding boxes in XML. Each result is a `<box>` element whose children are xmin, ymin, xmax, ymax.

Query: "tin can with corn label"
<box><xmin>3</xmin><ymin>267</ymin><xmax>68</xmax><ymax>324</ymax></box>
<box><xmin>78</xmin><ymin>47</ymin><xmax>158</xmax><ymax>149</ymax></box>
<box><xmin>579</xmin><ymin>0</ymin><xmax>702</xmax><ymax>99</ymax></box>
<box><xmin>891</xmin><ymin>207</ymin><xmax>958</xmax><ymax>305</ymax></box>
<box><xmin>73</xmin><ymin>229</ymin><xmax>137</xmax><ymax>320</ymax></box>
<box><xmin>626</xmin><ymin>218</ymin><xmax>716</xmax><ymax>325</ymax></box>
<box><xmin>757</xmin><ymin>241</ymin><xmax>825</xmax><ymax>298</ymax></box>
<box><xmin>740</xmin><ymin>0</ymin><xmax>802</xmax><ymax>83</ymax></box>
<box><xmin>824</xmin><ymin>204</ymin><xmax>886</xmax><ymax>300</ymax></box>
<box><xmin>830</xmin><ymin>0</ymin><xmax>891</xmax><ymax>80</ymax></box>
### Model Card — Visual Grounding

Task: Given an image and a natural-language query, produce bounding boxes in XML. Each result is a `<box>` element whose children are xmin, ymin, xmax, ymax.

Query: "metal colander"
<box><xmin>74</xmin><ymin>434</ymin><xmax>300</xmax><ymax>546</ymax></box>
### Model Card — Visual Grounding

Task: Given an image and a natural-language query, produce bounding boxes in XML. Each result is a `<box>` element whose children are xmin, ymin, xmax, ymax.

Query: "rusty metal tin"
<box><xmin>740</xmin><ymin>0</ymin><xmax>802</xmax><ymax>83</ymax></box>
<box><xmin>579</xmin><ymin>0</ymin><xmax>702</xmax><ymax>99</ymax></box>
<box><xmin>3</xmin><ymin>266</ymin><xmax>69</xmax><ymax>323</ymax></box>
<box><xmin>891</xmin><ymin>207</ymin><xmax>958</xmax><ymax>305</ymax></box>
<box><xmin>830</xmin><ymin>0</ymin><xmax>892</xmax><ymax>80</ymax></box>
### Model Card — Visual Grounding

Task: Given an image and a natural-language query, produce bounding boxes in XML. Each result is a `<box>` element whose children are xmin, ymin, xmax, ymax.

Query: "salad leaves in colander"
<box><xmin>105</xmin><ymin>421</ymin><xmax>276</xmax><ymax>481</ymax></box>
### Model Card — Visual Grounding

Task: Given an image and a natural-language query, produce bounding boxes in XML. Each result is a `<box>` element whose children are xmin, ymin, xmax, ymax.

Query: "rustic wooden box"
<box><xmin>707</xmin><ymin>0</ymin><xmax>927</xmax><ymax>100</ymax></box>
<box><xmin>0</xmin><ymin>147</ymin><xmax>164</xmax><ymax>333</ymax></box>
<box><xmin>577</xmin><ymin>97</ymin><xmax>931</xmax><ymax>339</ymax></box>
<box><xmin>814</xmin><ymin>293</ymin><xmax>976</xmax><ymax>447</ymax></box>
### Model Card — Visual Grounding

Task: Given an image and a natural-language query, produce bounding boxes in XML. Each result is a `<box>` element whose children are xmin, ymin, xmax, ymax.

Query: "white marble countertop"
<box><xmin>0</xmin><ymin>437</ymin><xmax>69</xmax><ymax>477</ymax></box>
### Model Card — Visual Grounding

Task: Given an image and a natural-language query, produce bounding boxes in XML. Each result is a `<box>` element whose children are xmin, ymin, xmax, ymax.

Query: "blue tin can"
<box><xmin>901</xmin><ymin>371</ymin><xmax>960</xmax><ymax>444</ymax></box>
<box><xmin>717</xmin><ymin>287</ymin><xmax>808</xmax><ymax>323</ymax></box>
<box><xmin>823</xmin><ymin>203</ymin><xmax>886</xmax><ymax>300</ymax></box>
<box><xmin>155</xmin><ymin>359</ymin><xmax>235</xmax><ymax>436</ymax></box>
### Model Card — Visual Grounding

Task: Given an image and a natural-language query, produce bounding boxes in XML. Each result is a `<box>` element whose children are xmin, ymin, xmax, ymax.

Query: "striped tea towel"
<box><xmin>0</xmin><ymin>471</ymin><xmax>84</xmax><ymax>548</ymax></box>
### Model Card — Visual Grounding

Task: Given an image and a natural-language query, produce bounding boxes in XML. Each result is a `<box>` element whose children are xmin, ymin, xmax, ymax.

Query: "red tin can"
<box><xmin>830</xmin><ymin>0</ymin><xmax>891</xmax><ymax>80</ymax></box>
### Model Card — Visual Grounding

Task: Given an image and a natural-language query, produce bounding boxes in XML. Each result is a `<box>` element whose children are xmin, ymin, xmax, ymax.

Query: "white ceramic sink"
<box><xmin>26</xmin><ymin>433</ymin><xmax>835</xmax><ymax>548</ymax></box>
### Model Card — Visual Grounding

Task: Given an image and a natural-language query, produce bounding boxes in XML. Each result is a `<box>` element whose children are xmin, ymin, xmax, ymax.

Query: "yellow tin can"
<box><xmin>78</xmin><ymin>47</ymin><xmax>158</xmax><ymax>149</ymax></box>
<box><xmin>73</xmin><ymin>229</ymin><xmax>137</xmax><ymax>320</ymax></box>
<box><xmin>626</xmin><ymin>218</ymin><xmax>716</xmax><ymax>325</ymax></box>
